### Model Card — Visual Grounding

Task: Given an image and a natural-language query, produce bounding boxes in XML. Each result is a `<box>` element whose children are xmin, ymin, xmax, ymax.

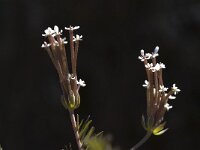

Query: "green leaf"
<box><xmin>76</xmin><ymin>115</ymin><xmax>115</xmax><ymax>150</ymax></box>
<box><xmin>95</xmin><ymin>131</ymin><xmax>103</xmax><ymax>137</ymax></box>
<box><xmin>79</xmin><ymin>119</ymin><xmax>84</xmax><ymax>131</ymax></box>
<box><xmin>80</xmin><ymin>120</ymin><xmax>92</xmax><ymax>140</ymax></box>
<box><xmin>84</xmin><ymin>126</ymin><xmax>95</xmax><ymax>143</ymax></box>
<box><xmin>153</xmin><ymin>122</ymin><xmax>168</xmax><ymax>135</ymax></box>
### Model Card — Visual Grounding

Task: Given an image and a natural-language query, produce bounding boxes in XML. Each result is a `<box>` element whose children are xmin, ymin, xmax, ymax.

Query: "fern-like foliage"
<box><xmin>76</xmin><ymin>115</ymin><xmax>100</xmax><ymax>149</ymax></box>
<box><xmin>64</xmin><ymin>115</ymin><xmax>116</xmax><ymax>150</ymax></box>
<box><xmin>77</xmin><ymin>115</ymin><xmax>113</xmax><ymax>150</ymax></box>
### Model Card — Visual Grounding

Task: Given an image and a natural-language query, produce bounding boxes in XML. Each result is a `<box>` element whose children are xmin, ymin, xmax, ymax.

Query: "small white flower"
<box><xmin>42</xmin><ymin>27</ymin><xmax>54</xmax><ymax>37</ymax></box>
<box><xmin>172</xmin><ymin>84</ymin><xmax>181</xmax><ymax>95</ymax></box>
<box><xmin>159</xmin><ymin>85</ymin><xmax>168</xmax><ymax>92</ymax></box>
<box><xmin>41</xmin><ymin>42</ymin><xmax>51</xmax><ymax>48</ymax></box>
<box><xmin>150</xmin><ymin>63</ymin><xmax>160</xmax><ymax>72</ymax></box>
<box><xmin>138</xmin><ymin>50</ymin><xmax>152</xmax><ymax>61</ymax></box>
<box><xmin>77</xmin><ymin>79</ymin><xmax>86</xmax><ymax>87</ymax></box>
<box><xmin>154</xmin><ymin>63</ymin><xmax>161</xmax><ymax>70</ymax></box>
<box><xmin>142</xmin><ymin>80</ymin><xmax>149</xmax><ymax>88</ymax></box>
<box><xmin>152</xmin><ymin>53</ymin><xmax>159</xmax><ymax>58</ymax></box>
<box><xmin>164</xmin><ymin>103</ymin><xmax>173</xmax><ymax>111</ymax></box>
<box><xmin>138</xmin><ymin>56</ymin><xmax>144</xmax><ymax>61</ymax></box>
<box><xmin>145</xmin><ymin>53</ymin><xmax>152</xmax><ymax>59</ymax></box>
<box><xmin>159</xmin><ymin>63</ymin><xmax>166</xmax><ymax>69</ymax></box>
<box><xmin>152</xmin><ymin>46</ymin><xmax>159</xmax><ymax>58</ymax></box>
<box><xmin>145</xmin><ymin>63</ymin><xmax>153</xmax><ymax>69</ymax></box>
<box><xmin>138</xmin><ymin>50</ymin><xmax>144</xmax><ymax>61</ymax></box>
<box><xmin>140</xmin><ymin>49</ymin><xmax>144</xmax><ymax>56</ymax></box>
<box><xmin>54</xmin><ymin>25</ymin><xmax>63</xmax><ymax>35</ymax></box>
<box><xmin>168</xmin><ymin>95</ymin><xmax>176</xmax><ymax>100</ymax></box>
<box><xmin>73</xmin><ymin>34</ymin><xmax>83</xmax><ymax>42</ymax></box>
<box><xmin>61</xmin><ymin>37</ymin><xmax>68</xmax><ymax>44</ymax></box>
<box><xmin>65</xmin><ymin>26</ymin><xmax>80</xmax><ymax>31</ymax></box>
<box><xmin>154</xmin><ymin>46</ymin><xmax>159</xmax><ymax>53</ymax></box>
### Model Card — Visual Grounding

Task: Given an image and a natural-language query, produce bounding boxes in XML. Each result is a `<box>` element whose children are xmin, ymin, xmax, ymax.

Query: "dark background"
<box><xmin>0</xmin><ymin>0</ymin><xmax>200</xmax><ymax>149</ymax></box>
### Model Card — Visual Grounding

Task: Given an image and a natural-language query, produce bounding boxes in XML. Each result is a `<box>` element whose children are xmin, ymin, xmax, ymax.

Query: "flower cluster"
<box><xmin>42</xmin><ymin>25</ymin><xmax>85</xmax><ymax>110</ymax></box>
<box><xmin>139</xmin><ymin>46</ymin><xmax>180</xmax><ymax>135</ymax></box>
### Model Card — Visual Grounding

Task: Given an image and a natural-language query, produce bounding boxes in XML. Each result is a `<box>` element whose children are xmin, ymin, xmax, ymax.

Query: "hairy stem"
<box><xmin>130</xmin><ymin>131</ymin><xmax>152</xmax><ymax>150</ymax></box>
<box><xmin>69</xmin><ymin>110</ymin><xmax>83</xmax><ymax>150</ymax></box>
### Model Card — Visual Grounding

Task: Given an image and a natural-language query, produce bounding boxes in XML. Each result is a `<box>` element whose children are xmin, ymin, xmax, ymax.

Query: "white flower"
<box><xmin>77</xmin><ymin>79</ymin><xmax>86</xmax><ymax>87</ymax></box>
<box><xmin>54</xmin><ymin>25</ymin><xmax>63</xmax><ymax>35</ymax></box>
<box><xmin>138</xmin><ymin>50</ymin><xmax>152</xmax><ymax>61</ymax></box>
<box><xmin>142</xmin><ymin>80</ymin><xmax>149</xmax><ymax>88</ymax></box>
<box><xmin>42</xmin><ymin>27</ymin><xmax>54</xmax><ymax>37</ymax></box>
<box><xmin>154</xmin><ymin>63</ymin><xmax>161</xmax><ymax>70</ymax></box>
<box><xmin>159</xmin><ymin>63</ymin><xmax>166</xmax><ymax>69</ymax></box>
<box><xmin>150</xmin><ymin>63</ymin><xmax>160</xmax><ymax>72</ymax></box>
<box><xmin>164</xmin><ymin>103</ymin><xmax>173</xmax><ymax>111</ymax></box>
<box><xmin>65</xmin><ymin>26</ymin><xmax>80</xmax><ymax>31</ymax></box>
<box><xmin>61</xmin><ymin>37</ymin><xmax>68</xmax><ymax>44</ymax></box>
<box><xmin>41</xmin><ymin>42</ymin><xmax>51</xmax><ymax>48</ymax></box>
<box><xmin>145</xmin><ymin>53</ymin><xmax>152</xmax><ymax>59</ymax></box>
<box><xmin>145</xmin><ymin>63</ymin><xmax>153</xmax><ymax>69</ymax></box>
<box><xmin>138</xmin><ymin>50</ymin><xmax>145</xmax><ymax>61</ymax></box>
<box><xmin>168</xmin><ymin>95</ymin><xmax>176</xmax><ymax>100</ymax></box>
<box><xmin>159</xmin><ymin>85</ymin><xmax>168</xmax><ymax>92</ymax></box>
<box><xmin>172</xmin><ymin>84</ymin><xmax>181</xmax><ymax>95</ymax></box>
<box><xmin>152</xmin><ymin>46</ymin><xmax>159</xmax><ymax>58</ymax></box>
<box><xmin>140</xmin><ymin>49</ymin><xmax>144</xmax><ymax>56</ymax></box>
<box><xmin>154</xmin><ymin>46</ymin><xmax>159</xmax><ymax>53</ymax></box>
<box><xmin>73</xmin><ymin>34</ymin><xmax>83</xmax><ymax>42</ymax></box>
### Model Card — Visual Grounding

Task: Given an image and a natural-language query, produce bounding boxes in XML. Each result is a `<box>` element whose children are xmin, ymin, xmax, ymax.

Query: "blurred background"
<box><xmin>0</xmin><ymin>0</ymin><xmax>200</xmax><ymax>149</ymax></box>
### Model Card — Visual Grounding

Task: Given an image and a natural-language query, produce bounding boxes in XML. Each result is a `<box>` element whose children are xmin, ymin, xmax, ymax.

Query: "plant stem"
<box><xmin>69</xmin><ymin>110</ymin><xmax>83</xmax><ymax>150</ymax></box>
<box><xmin>130</xmin><ymin>131</ymin><xmax>152</xmax><ymax>150</ymax></box>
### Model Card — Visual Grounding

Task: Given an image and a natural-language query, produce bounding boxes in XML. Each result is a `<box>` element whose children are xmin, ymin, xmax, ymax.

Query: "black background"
<box><xmin>1</xmin><ymin>0</ymin><xmax>200</xmax><ymax>150</ymax></box>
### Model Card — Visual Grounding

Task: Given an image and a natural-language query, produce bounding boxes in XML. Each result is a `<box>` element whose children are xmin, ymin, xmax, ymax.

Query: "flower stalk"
<box><xmin>130</xmin><ymin>131</ymin><xmax>152</xmax><ymax>150</ymax></box>
<box><xmin>42</xmin><ymin>25</ymin><xmax>84</xmax><ymax>150</ymax></box>
<box><xmin>131</xmin><ymin>46</ymin><xmax>180</xmax><ymax>150</ymax></box>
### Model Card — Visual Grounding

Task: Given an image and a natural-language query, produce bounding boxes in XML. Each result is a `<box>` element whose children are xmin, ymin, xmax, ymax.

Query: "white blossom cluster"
<box><xmin>140</xmin><ymin>46</ymin><xmax>180</xmax><ymax>107</ymax></box>
<box><xmin>41</xmin><ymin>25</ymin><xmax>83</xmax><ymax>48</ymax></box>
<box><xmin>139</xmin><ymin>46</ymin><xmax>181</xmax><ymax>136</ymax></box>
<box><xmin>41</xmin><ymin>25</ymin><xmax>86</xmax><ymax>90</ymax></box>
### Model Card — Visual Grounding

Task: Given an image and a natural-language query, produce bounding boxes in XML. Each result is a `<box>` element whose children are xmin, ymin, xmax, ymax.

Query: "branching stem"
<box><xmin>130</xmin><ymin>131</ymin><xmax>152</xmax><ymax>150</ymax></box>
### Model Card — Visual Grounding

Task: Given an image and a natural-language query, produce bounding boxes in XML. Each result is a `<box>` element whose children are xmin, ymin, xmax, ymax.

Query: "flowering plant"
<box><xmin>131</xmin><ymin>47</ymin><xmax>180</xmax><ymax>150</ymax></box>
<box><xmin>40</xmin><ymin>25</ymin><xmax>180</xmax><ymax>150</ymax></box>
